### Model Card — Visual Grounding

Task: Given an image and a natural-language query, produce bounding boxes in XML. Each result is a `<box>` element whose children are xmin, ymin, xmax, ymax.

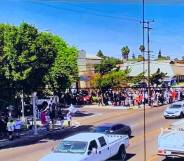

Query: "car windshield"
<box><xmin>169</xmin><ymin>104</ymin><xmax>182</xmax><ymax>109</ymax></box>
<box><xmin>94</xmin><ymin>126</ymin><xmax>111</xmax><ymax>133</ymax></box>
<box><xmin>53</xmin><ymin>141</ymin><xmax>88</xmax><ymax>154</ymax></box>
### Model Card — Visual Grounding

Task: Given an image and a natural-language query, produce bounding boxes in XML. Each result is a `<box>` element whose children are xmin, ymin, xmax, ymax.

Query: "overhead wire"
<box><xmin>32</xmin><ymin>0</ymin><xmax>140</xmax><ymax>23</ymax></box>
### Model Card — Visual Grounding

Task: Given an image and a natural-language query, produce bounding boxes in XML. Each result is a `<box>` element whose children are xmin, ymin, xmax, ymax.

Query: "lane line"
<box><xmin>147</xmin><ymin>154</ymin><xmax>158</xmax><ymax>161</ymax></box>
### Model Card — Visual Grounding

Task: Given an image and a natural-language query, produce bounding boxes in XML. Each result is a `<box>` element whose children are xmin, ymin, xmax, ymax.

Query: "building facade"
<box><xmin>77</xmin><ymin>50</ymin><xmax>101</xmax><ymax>89</ymax></box>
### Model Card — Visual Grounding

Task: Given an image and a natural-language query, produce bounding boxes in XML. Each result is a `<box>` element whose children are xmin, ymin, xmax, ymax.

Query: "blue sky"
<box><xmin>1</xmin><ymin>0</ymin><xmax>184</xmax><ymax>59</ymax></box>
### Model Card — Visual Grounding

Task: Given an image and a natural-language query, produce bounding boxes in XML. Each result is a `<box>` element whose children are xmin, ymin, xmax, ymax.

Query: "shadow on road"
<box><xmin>108</xmin><ymin>153</ymin><xmax>136</xmax><ymax>161</ymax></box>
<box><xmin>126</xmin><ymin>153</ymin><xmax>136</xmax><ymax>160</ymax></box>
<box><xmin>129</xmin><ymin>135</ymin><xmax>134</xmax><ymax>139</ymax></box>
<box><xmin>72</xmin><ymin>112</ymin><xmax>94</xmax><ymax>117</ymax></box>
<box><xmin>0</xmin><ymin>125</ymin><xmax>94</xmax><ymax>150</ymax></box>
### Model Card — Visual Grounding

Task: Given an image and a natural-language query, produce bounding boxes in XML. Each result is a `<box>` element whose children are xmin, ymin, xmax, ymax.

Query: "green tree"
<box><xmin>158</xmin><ymin>50</ymin><xmax>162</xmax><ymax>59</ymax></box>
<box><xmin>0</xmin><ymin>23</ymin><xmax>57</xmax><ymax>94</ymax></box>
<box><xmin>139</xmin><ymin>45</ymin><xmax>145</xmax><ymax>53</ymax></box>
<box><xmin>150</xmin><ymin>68</ymin><xmax>167</xmax><ymax>86</ymax></box>
<box><xmin>45</xmin><ymin>35</ymin><xmax>78</xmax><ymax>93</ymax></box>
<box><xmin>131</xmin><ymin>72</ymin><xmax>145</xmax><ymax>84</ymax></box>
<box><xmin>91</xmin><ymin>69</ymin><xmax>130</xmax><ymax>91</ymax></box>
<box><xmin>121</xmin><ymin>46</ymin><xmax>130</xmax><ymax>61</ymax></box>
<box><xmin>0</xmin><ymin>23</ymin><xmax>78</xmax><ymax>106</ymax></box>
<box><xmin>96</xmin><ymin>50</ymin><xmax>105</xmax><ymax>58</ymax></box>
<box><xmin>95</xmin><ymin>57</ymin><xmax>122</xmax><ymax>75</ymax></box>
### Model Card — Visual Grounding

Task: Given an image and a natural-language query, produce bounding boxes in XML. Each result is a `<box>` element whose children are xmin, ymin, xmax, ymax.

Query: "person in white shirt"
<box><xmin>15</xmin><ymin>119</ymin><xmax>22</xmax><ymax>138</ymax></box>
<box><xmin>7</xmin><ymin>120</ymin><xmax>15</xmax><ymax>140</ymax></box>
<box><xmin>67</xmin><ymin>112</ymin><xmax>72</xmax><ymax>127</ymax></box>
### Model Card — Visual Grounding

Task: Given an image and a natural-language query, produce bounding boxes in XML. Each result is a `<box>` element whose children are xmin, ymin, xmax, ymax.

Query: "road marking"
<box><xmin>147</xmin><ymin>154</ymin><xmax>158</xmax><ymax>161</ymax></box>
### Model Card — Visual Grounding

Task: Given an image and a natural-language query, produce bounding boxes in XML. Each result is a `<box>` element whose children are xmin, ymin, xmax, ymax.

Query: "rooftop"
<box><xmin>120</xmin><ymin>61</ymin><xmax>184</xmax><ymax>77</ymax></box>
<box><xmin>86</xmin><ymin>54</ymin><xmax>102</xmax><ymax>60</ymax></box>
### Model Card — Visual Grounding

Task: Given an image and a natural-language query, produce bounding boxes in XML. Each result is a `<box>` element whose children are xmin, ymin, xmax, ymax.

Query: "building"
<box><xmin>120</xmin><ymin>61</ymin><xmax>184</xmax><ymax>85</ymax></box>
<box><xmin>77</xmin><ymin>50</ymin><xmax>101</xmax><ymax>89</ymax></box>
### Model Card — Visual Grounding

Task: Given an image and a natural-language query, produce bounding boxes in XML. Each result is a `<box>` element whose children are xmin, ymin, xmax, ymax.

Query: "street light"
<box><xmin>21</xmin><ymin>90</ymin><xmax>25</xmax><ymax>122</ymax></box>
<box><xmin>32</xmin><ymin>92</ymin><xmax>38</xmax><ymax>135</ymax></box>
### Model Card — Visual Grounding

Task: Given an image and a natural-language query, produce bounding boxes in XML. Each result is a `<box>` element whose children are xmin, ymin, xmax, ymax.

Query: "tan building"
<box><xmin>77</xmin><ymin>50</ymin><xmax>101</xmax><ymax>88</ymax></box>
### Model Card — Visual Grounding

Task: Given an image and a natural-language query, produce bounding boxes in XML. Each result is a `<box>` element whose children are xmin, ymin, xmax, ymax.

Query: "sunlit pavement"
<box><xmin>0</xmin><ymin>104</ymin><xmax>182</xmax><ymax>161</ymax></box>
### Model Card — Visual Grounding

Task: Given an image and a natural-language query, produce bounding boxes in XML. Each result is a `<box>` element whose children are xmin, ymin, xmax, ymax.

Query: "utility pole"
<box><xmin>143</xmin><ymin>20</ymin><xmax>154</xmax><ymax>106</ymax></box>
<box><xmin>141</xmin><ymin>19</ymin><xmax>154</xmax><ymax>161</ymax></box>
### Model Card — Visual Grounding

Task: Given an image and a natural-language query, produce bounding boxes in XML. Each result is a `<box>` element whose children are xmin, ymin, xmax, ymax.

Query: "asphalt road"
<box><xmin>0</xmin><ymin>105</ymin><xmax>182</xmax><ymax>161</ymax></box>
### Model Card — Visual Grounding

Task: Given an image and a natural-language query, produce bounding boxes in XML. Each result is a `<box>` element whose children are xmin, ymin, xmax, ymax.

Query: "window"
<box><xmin>53</xmin><ymin>141</ymin><xmax>88</xmax><ymax>154</ymax></box>
<box><xmin>88</xmin><ymin>140</ymin><xmax>98</xmax><ymax>151</ymax></box>
<box><xmin>98</xmin><ymin>137</ymin><xmax>107</xmax><ymax>147</ymax></box>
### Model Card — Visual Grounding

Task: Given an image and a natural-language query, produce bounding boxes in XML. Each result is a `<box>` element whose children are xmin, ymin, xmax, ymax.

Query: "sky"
<box><xmin>1</xmin><ymin>0</ymin><xmax>184</xmax><ymax>59</ymax></box>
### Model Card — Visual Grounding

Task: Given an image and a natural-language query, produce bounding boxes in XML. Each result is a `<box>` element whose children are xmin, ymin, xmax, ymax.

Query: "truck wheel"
<box><xmin>117</xmin><ymin>145</ymin><xmax>126</xmax><ymax>161</ymax></box>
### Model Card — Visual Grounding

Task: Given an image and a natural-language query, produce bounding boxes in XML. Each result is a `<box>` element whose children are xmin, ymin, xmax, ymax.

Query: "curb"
<box><xmin>0</xmin><ymin>127</ymin><xmax>73</xmax><ymax>150</ymax></box>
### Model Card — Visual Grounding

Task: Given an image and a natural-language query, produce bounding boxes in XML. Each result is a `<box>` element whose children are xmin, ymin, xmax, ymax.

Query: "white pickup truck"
<box><xmin>158</xmin><ymin>119</ymin><xmax>184</xmax><ymax>159</ymax></box>
<box><xmin>39</xmin><ymin>132</ymin><xmax>129</xmax><ymax>161</ymax></box>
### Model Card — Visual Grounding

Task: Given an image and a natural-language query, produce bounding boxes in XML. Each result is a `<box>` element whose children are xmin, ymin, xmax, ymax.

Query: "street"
<box><xmin>0</xmin><ymin>105</ymin><xmax>181</xmax><ymax>161</ymax></box>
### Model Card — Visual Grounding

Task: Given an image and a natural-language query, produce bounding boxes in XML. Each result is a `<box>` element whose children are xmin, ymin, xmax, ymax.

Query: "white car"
<box><xmin>164</xmin><ymin>102</ymin><xmax>184</xmax><ymax>119</ymax></box>
<box><xmin>39</xmin><ymin>132</ymin><xmax>129</xmax><ymax>161</ymax></box>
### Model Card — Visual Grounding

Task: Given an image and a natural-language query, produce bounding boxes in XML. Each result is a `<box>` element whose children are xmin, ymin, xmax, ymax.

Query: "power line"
<box><xmin>33</xmin><ymin>1</ymin><xmax>140</xmax><ymax>23</ymax></box>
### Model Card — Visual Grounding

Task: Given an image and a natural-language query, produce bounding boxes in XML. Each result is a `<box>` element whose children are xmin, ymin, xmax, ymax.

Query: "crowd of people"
<box><xmin>0</xmin><ymin>117</ymin><xmax>22</xmax><ymax>140</ymax></box>
<box><xmin>64</xmin><ymin>87</ymin><xmax>184</xmax><ymax>107</ymax></box>
<box><xmin>1</xmin><ymin>87</ymin><xmax>184</xmax><ymax>141</ymax></box>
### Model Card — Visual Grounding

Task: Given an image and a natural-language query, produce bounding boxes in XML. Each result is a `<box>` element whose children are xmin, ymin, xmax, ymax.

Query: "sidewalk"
<box><xmin>0</xmin><ymin>125</ymin><xmax>74</xmax><ymax>149</ymax></box>
<box><xmin>81</xmin><ymin>104</ymin><xmax>150</xmax><ymax>110</ymax></box>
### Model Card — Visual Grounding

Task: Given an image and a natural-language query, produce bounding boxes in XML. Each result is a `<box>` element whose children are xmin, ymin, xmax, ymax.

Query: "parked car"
<box><xmin>92</xmin><ymin>123</ymin><xmax>132</xmax><ymax>137</ymax></box>
<box><xmin>39</xmin><ymin>132</ymin><xmax>129</xmax><ymax>161</ymax></box>
<box><xmin>164</xmin><ymin>101</ymin><xmax>184</xmax><ymax>119</ymax></box>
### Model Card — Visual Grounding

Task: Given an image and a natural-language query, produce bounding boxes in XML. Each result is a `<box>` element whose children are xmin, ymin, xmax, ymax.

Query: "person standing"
<box><xmin>41</xmin><ymin>110</ymin><xmax>46</xmax><ymax>125</ymax></box>
<box><xmin>59</xmin><ymin>110</ymin><xmax>64</xmax><ymax>129</ymax></box>
<box><xmin>66</xmin><ymin>112</ymin><xmax>72</xmax><ymax>127</ymax></box>
<box><xmin>15</xmin><ymin>119</ymin><xmax>22</xmax><ymax>138</ymax></box>
<box><xmin>0</xmin><ymin>117</ymin><xmax>4</xmax><ymax>138</ymax></box>
<box><xmin>7</xmin><ymin>120</ymin><xmax>15</xmax><ymax>140</ymax></box>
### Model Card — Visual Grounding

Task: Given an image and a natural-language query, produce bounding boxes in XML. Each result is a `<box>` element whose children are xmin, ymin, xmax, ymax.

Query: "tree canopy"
<box><xmin>91</xmin><ymin>69</ymin><xmax>130</xmax><ymax>91</ymax></box>
<box><xmin>150</xmin><ymin>68</ymin><xmax>167</xmax><ymax>86</ymax></box>
<box><xmin>95</xmin><ymin>56</ymin><xmax>122</xmax><ymax>75</ymax></box>
<box><xmin>96</xmin><ymin>50</ymin><xmax>105</xmax><ymax>58</ymax></box>
<box><xmin>121</xmin><ymin>46</ymin><xmax>130</xmax><ymax>61</ymax></box>
<box><xmin>0</xmin><ymin>23</ymin><xmax>78</xmax><ymax>105</ymax></box>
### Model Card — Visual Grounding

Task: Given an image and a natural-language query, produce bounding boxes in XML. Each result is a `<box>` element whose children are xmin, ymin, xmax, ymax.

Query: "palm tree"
<box><xmin>121</xmin><ymin>46</ymin><xmax>130</xmax><ymax>61</ymax></box>
<box><xmin>139</xmin><ymin>45</ymin><xmax>145</xmax><ymax>53</ymax></box>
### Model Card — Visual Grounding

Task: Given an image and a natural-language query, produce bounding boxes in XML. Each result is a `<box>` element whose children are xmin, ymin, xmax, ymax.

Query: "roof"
<box><xmin>64</xmin><ymin>132</ymin><xmax>105</xmax><ymax>142</ymax></box>
<box><xmin>120</xmin><ymin>61</ymin><xmax>175</xmax><ymax>77</ymax></box>
<box><xmin>172</xmin><ymin>63</ymin><xmax>184</xmax><ymax>76</ymax></box>
<box><xmin>86</xmin><ymin>54</ymin><xmax>102</xmax><ymax>60</ymax></box>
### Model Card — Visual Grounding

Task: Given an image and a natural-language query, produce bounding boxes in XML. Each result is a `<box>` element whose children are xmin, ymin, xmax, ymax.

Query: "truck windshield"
<box><xmin>170</xmin><ymin>104</ymin><xmax>182</xmax><ymax>108</ymax></box>
<box><xmin>53</xmin><ymin>141</ymin><xmax>88</xmax><ymax>154</ymax></box>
